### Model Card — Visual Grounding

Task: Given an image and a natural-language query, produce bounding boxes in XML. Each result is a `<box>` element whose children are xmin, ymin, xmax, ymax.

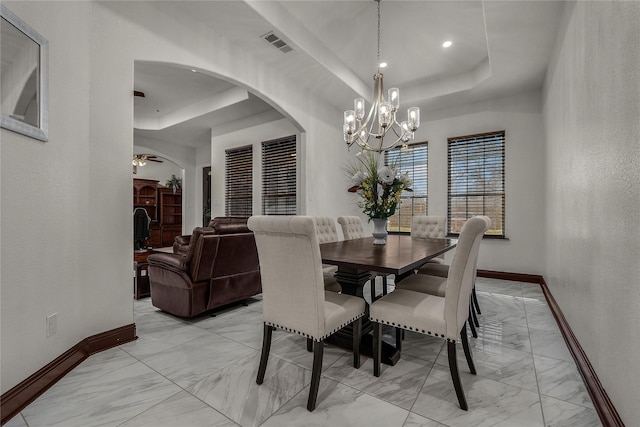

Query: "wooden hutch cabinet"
<box><xmin>158</xmin><ymin>187</ymin><xmax>183</xmax><ymax>247</ymax></box>
<box><xmin>133</xmin><ymin>178</ymin><xmax>182</xmax><ymax>248</ymax></box>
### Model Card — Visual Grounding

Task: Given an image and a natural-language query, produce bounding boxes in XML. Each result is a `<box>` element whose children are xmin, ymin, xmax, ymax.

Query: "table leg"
<box><xmin>328</xmin><ymin>267</ymin><xmax>400</xmax><ymax>366</ymax></box>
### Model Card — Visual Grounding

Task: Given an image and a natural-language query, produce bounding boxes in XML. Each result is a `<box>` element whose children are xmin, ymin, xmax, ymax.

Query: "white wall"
<box><xmin>410</xmin><ymin>90</ymin><xmax>546</xmax><ymax>273</ymax></box>
<box><xmin>1</xmin><ymin>1</ymin><xmax>134</xmax><ymax>392</ymax></box>
<box><xmin>543</xmin><ymin>1</ymin><xmax>640</xmax><ymax>423</ymax></box>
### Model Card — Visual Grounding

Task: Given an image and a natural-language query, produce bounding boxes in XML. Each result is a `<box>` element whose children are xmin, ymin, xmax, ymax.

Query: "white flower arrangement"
<box><xmin>347</xmin><ymin>151</ymin><xmax>412</xmax><ymax>220</ymax></box>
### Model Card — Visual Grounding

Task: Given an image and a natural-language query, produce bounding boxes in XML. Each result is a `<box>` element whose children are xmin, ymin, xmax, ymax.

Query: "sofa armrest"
<box><xmin>174</xmin><ymin>235</ymin><xmax>191</xmax><ymax>245</ymax></box>
<box><xmin>148</xmin><ymin>253</ymin><xmax>188</xmax><ymax>273</ymax></box>
<box><xmin>173</xmin><ymin>235</ymin><xmax>191</xmax><ymax>255</ymax></box>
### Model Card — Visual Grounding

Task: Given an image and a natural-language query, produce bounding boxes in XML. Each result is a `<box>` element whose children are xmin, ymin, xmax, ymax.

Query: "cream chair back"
<box><xmin>411</xmin><ymin>215</ymin><xmax>446</xmax><ymax>239</ymax></box>
<box><xmin>248</xmin><ymin>216</ymin><xmax>326</xmax><ymax>339</ymax></box>
<box><xmin>337</xmin><ymin>216</ymin><xmax>366</xmax><ymax>240</ymax></box>
<box><xmin>444</xmin><ymin>216</ymin><xmax>491</xmax><ymax>339</ymax></box>
<box><xmin>314</xmin><ymin>216</ymin><xmax>339</xmax><ymax>243</ymax></box>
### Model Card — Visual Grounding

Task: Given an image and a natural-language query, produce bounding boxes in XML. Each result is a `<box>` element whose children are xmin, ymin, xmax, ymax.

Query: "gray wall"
<box><xmin>543</xmin><ymin>2</ymin><xmax>640</xmax><ymax>423</ymax></box>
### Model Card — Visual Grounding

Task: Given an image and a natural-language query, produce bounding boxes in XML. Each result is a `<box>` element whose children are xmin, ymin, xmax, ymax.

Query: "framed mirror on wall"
<box><xmin>1</xmin><ymin>4</ymin><xmax>48</xmax><ymax>141</ymax></box>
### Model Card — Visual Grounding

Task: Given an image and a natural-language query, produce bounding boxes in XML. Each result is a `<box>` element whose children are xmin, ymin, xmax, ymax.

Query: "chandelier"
<box><xmin>343</xmin><ymin>0</ymin><xmax>420</xmax><ymax>153</ymax></box>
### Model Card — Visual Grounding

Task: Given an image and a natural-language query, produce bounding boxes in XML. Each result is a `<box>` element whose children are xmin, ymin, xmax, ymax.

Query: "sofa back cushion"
<box><xmin>190</xmin><ymin>234</ymin><xmax>221</xmax><ymax>282</ymax></box>
<box><xmin>213</xmin><ymin>222</ymin><xmax>251</xmax><ymax>235</ymax></box>
<box><xmin>208</xmin><ymin>216</ymin><xmax>248</xmax><ymax>228</ymax></box>
<box><xmin>206</xmin><ymin>232</ymin><xmax>261</xmax><ymax>310</ymax></box>
<box><xmin>210</xmin><ymin>232</ymin><xmax>259</xmax><ymax>278</ymax></box>
<box><xmin>185</xmin><ymin>227</ymin><xmax>215</xmax><ymax>263</ymax></box>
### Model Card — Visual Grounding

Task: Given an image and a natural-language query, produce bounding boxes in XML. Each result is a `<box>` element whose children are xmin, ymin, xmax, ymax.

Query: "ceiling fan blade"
<box><xmin>133</xmin><ymin>153</ymin><xmax>163</xmax><ymax>163</ymax></box>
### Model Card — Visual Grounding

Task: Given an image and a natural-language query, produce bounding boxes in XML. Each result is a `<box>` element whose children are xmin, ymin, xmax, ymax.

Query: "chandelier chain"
<box><xmin>377</xmin><ymin>0</ymin><xmax>381</xmax><ymax>71</ymax></box>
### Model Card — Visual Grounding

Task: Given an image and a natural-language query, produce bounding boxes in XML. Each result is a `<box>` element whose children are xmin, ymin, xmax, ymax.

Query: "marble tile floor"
<box><xmin>6</xmin><ymin>278</ymin><xmax>601</xmax><ymax>427</ymax></box>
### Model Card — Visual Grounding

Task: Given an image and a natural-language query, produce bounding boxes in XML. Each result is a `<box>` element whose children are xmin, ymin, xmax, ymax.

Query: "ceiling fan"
<box><xmin>132</xmin><ymin>154</ymin><xmax>163</xmax><ymax>167</ymax></box>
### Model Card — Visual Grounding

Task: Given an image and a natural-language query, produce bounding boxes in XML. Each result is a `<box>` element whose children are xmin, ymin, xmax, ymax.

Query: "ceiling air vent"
<box><xmin>262</xmin><ymin>31</ymin><xmax>293</xmax><ymax>53</ymax></box>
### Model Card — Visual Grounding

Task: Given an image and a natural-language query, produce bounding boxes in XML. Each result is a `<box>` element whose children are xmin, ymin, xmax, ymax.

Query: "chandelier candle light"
<box><xmin>343</xmin><ymin>0</ymin><xmax>420</xmax><ymax>153</ymax></box>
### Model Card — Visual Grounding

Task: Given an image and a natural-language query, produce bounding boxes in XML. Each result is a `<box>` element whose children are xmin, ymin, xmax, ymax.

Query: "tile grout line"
<box><xmin>522</xmin><ymin>283</ymin><xmax>549</xmax><ymax>427</ymax></box>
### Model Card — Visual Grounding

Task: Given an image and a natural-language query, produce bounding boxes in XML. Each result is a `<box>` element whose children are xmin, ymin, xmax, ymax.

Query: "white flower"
<box><xmin>377</xmin><ymin>166</ymin><xmax>395</xmax><ymax>184</ymax></box>
<box><xmin>377</xmin><ymin>184</ymin><xmax>384</xmax><ymax>201</ymax></box>
<box><xmin>351</xmin><ymin>170</ymin><xmax>365</xmax><ymax>185</ymax></box>
<box><xmin>356</xmin><ymin>189</ymin><xmax>364</xmax><ymax>197</ymax></box>
<box><xmin>399</xmin><ymin>172</ymin><xmax>412</xmax><ymax>187</ymax></box>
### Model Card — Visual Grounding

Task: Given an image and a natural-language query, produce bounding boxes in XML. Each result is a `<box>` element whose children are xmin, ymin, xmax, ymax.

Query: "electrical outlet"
<box><xmin>46</xmin><ymin>313</ymin><xmax>57</xmax><ymax>337</ymax></box>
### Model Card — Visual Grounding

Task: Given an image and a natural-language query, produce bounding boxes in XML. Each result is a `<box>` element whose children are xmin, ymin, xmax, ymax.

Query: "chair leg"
<box><xmin>470</xmin><ymin>296</ymin><xmax>480</xmax><ymax>328</ymax></box>
<box><xmin>395</xmin><ymin>327</ymin><xmax>402</xmax><ymax>351</ymax></box>
<box><xmin>307</xmin><ymin>340</ymin><xmax>324</xmax><ymax>411</ymax></box>
<box><xmin>352</xmin><ymin>318</ymin><xmax>362</xmax><ymax>369</ymax></box>
<box><xmin>257</xmin><ymin>324</ymin><xmax>273</xmax><ymax>385</ymax></box>
<box><xmin>461</xmin><ymin>322</ymin><xmax>476</xmax><ymax>375</ymax></box>
<box><xmin>447</xmin><ymin>340</ymin><xmax>468</xmax><ymax>411</ymax></box>
<box><xmin>382</xmin><ymin>275</ymin><xmax>388</xmax><ymax>295</ymax></box>
<box><xmin>373</xmin><ymin>322</ymin><xmax>382</xmax><ymax>377</ymax></box>
<box><xmin>307</xmin><ymin>338</ymin><xmax>313</xmax><ymax>352</ymax></box>
<box><xmin>468</xmin><ymin>305</ymin><xmax>477</xmax><ymax>338</ymax></box>
<box><xmin>472</xmin><ymin>286</ymin><xmax>481</xmax><ymax>314</ymax></box>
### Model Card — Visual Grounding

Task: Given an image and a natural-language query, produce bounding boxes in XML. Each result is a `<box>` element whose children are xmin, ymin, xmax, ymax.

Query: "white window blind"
<box><xmin>448</xmin><ymin>131</ymin><xmax>505</xmax><ymax>237</ymax></box>
<box><xmin>225</xmin><ymin>145</ymin><xmax>252</xmax><ymax>217</ymax></box>
<box><xmin>385</xmin><ymin>142</ymin><xmax>428</xmax><ymax>233</ymax></box>
<box><xmin>262</xmin><ymin>136</ymin><xmax>297</xmax><ymax>215</ymax></box>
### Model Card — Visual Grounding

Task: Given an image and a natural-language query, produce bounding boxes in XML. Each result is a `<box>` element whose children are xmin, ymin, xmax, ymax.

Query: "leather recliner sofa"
<box><xmin>172</xmin><ymin>216</ymin><xmax>248</xmax><ymax>256</ymax></box>
<box><xmin>147</xmin><ymin>219</ymin><xmax>262</xmax><ymax>318</ymax></box>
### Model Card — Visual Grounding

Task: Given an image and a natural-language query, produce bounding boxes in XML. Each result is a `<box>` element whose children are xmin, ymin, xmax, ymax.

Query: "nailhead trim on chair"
<box><xmin>369</xmin><ymin>316</ymin><xmax>450</xmax><ymax>340</ymax></box>
<box><xmin>266</xmin><ymin>313</ymin><xmax>365</xmax><ymax>342</ymax></box>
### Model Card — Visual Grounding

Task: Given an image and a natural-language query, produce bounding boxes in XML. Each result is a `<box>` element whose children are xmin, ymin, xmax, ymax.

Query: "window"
<box><xmin>225</xmin><ymin>145</ymin><xmax>252</xmax><ymax>217</ymax></box>
<box><xmin>448</xmin><ymin>131</ymin><xmax>505</xmax><ymax>237</ymax></box>
<box><xmin>385</xmin><ymin>142</ymin><xmax>428</xmax><ymax>233</ymax></box>
<box><xmin>262</xmin><ymin>136</ymin><xmax>297</xmax><ymax>215</ymax></box>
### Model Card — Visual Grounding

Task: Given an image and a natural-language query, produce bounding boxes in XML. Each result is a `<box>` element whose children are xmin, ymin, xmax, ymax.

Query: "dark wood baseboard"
<box><xmin>1</xmin><ymin>324</ymin><xmax>136</xmax><ymax>426</ymax></box>
<box><xmin>477</xmin><ymin>269</ymin><xmax>541</xmax><ymax>283</ymax></box>
<box><xmin>478</xmin><ymin>270</ymin><xmax>624</xmax><ymax>427</ymax></box>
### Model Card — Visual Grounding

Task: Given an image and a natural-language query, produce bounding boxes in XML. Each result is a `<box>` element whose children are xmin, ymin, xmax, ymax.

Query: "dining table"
<box><xmin>320</xmin><ymin>234</ymin><xmax>458</xmax><ymax>365</ymax></box>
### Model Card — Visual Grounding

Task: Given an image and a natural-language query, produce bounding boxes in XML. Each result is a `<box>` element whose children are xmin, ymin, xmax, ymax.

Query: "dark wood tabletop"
<box><xmin>320</xmin><ymin>235</ymin><xmax>458</xmax><ymax>276</ymax></box>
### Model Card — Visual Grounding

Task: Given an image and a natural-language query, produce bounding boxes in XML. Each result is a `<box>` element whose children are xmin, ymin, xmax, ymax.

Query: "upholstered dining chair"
<box><xmin>416</xmin><ymin>256</ymin><xmax>483</xmax><ymax>337</ymax></box>
<box><xmin>337</xmin><ymin>215</ymin><xmax>389</xmax><ymax>301</ymax></box>
<box><xmin>369</xmin><ymin>216</ymin><xmax>491</xmax><ymax>410</ymax></box>
<box><xmin>248</xmin><ymin>216</ymin><xmax>366</xmax><ymax>412</ymax></box>
<box><xmin>337</xmin><ymin>215</ymin><xmax>366</xmax><ymax>240</ymax></box>
<box><xmin>412</xmin><ymin>215</ymin><xmax>485</xmax><ymax>335</ymax></box>
<box><xmin>314</xmin><ymin>216</ymin><xmax>341</xmax><ymax>292</ymax></box>
<box><xmin>411</xmin><ymin>215</ymin><xmax>446</xmax><ymax>265</ymax></box>
<box><xmin>399</xmin><ymin>216</ymin><xmax>490</xmax><ymax>339</ymax></box>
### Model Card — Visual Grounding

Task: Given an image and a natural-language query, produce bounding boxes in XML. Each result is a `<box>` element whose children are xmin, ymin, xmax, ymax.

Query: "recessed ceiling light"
<box><xmin>379</xmin><ymin>62</ymin><xmax>388</xmax><ymax>68</ymax></box>
<box><xmin>442</xmin><ymin>41</ymin><xmax>453</xmax><ymax>48</ymax></box>
<box><xmin>191</xmin><ymin>69</ymin><xmax>197</xmax><ymax>72</ymax></box>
